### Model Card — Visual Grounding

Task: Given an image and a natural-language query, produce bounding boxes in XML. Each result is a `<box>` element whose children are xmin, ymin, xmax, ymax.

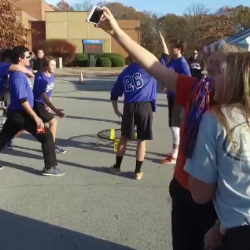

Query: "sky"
<box><xmin>48</xmin><ymin>0</ymin><xmax>250</xmax><ymax>15</ymax></box>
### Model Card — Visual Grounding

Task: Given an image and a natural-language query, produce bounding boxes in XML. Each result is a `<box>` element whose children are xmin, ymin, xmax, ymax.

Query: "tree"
<box><xmin>56</xmin><ymin>0</ymin><xmax>74</xmax><ymax>11</ymax></box>
<box><xmin>74</xmin><ymin>0</ymin><xmax>106</xmax><ymax>11</ymax></box>
<box><xmin>199</xmin><ymin>8</ymin><xmax>236</xmax><ymax>47</ymax></box>
<box><xmin>0</xmin><ymin>0</ymin><xmax>34</xmax><ymax>49</ymax></box>
<box><xmin>233</xmin><ymin>5</ymin><xmax>250</xmax><ymax>31</ymax></box>
<box><xmin>183</xmin><ymin>3</ymin><xmax>210</xmax><ymax>48</ymax></box>
<box><xmin>158</xmin><ymin>14</ymin><xmax>187</xmax><ymax>41</ymax></box>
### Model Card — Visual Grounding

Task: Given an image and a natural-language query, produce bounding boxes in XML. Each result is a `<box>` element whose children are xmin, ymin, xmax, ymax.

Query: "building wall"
<box><xmin>13</xmin><ymin>0</ymin><xmax>54</xmax><ymax>21</ymax></box>
<box><xmin>15</xmin><ymin>10</ymin><xmax>38</xmax><ymax>50</ymax></box>
<box><xmin>31</xmin><ymin>21</ymin><xmax>46</xmax><ymax>51</ymax></box>
<box><xmin>41</xmin><ymin>0</ymin><xmax>55</xmax><ymax>21</ymax></box>
<box><xmin>111</xmin><ymin>20</ymin><xmax>141</xmax><ymax>58</ymax></box>
<box><xmin>45</xmin><ymin>12</ymin><xmax>111</xmax><ymax>54</ymax></box>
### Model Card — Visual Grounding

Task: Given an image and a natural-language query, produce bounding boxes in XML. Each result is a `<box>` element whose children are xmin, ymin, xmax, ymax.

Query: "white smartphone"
<box><xmin>86</xmin><ymin>5</ymin><xmax>103</xmax><ymax>24</ymax></box>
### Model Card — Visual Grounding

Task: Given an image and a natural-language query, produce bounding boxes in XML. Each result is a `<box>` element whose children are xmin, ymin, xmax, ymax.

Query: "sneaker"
<box><xmin>135</xmin><ymin>171</ymin><xmax>143</xmax><ymax>180</ymax></box>
<box><xmin>161</xmin><ymin>155</ymin><xmax>177</xmax><ymax>165</ymax></box>
<box><xmin>55</xmin><ymin>146</ymin><xmax>66</xmax><ymax>154</ymax></box>
<box><xmin>6</xmin><ymin>141</ymin><xmax>13</xmax><ymax>150</ymax></box>
<box><xmin>42</xmin><ymin>167</ymin><xmax>66</xmax><ymax>176</ymax></box>
<box><xmin>0</xmin><ymin>163</ymin><xmax>4</xmax><ymax>170</ymax></box>
<box><xmin>110</xmin><ymin>165</ymin><xmax>121</xmax><ymax>175</ymax></box>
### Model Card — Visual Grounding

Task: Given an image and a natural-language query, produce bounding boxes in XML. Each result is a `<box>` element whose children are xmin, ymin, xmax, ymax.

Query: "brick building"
<box><xmin>14</xmin><ymin>0</ymin><xmax>141</xmax><ymax>57</ymax></box>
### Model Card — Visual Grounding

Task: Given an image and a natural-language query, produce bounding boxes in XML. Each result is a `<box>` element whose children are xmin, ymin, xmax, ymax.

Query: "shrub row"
<box><xmin>76</xmin><ymin>53</ymin><xmax>125</xmax><ymax>67</ymax></box>
<box><xmin>34</xmin><ymin>39</ymin><xmax>126</xmax><ymax>67</ymax></box>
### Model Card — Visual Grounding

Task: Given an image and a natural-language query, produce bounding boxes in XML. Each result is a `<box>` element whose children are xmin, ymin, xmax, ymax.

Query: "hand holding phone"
<box><xmin>86</xmin><ymin>5</ymin><xmax>103</xmax><ymax>24</ymax></box>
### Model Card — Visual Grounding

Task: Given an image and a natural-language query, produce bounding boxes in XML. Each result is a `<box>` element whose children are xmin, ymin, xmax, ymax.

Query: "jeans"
<box><xmin>0</xmin><ymin>109</ymin><xmax>57</xmax><ymax>169</ymax></box>
<box><xmin>169</xmin><ymin>178</ymin><xmax>217</xmax><ymax>250</ymax></box>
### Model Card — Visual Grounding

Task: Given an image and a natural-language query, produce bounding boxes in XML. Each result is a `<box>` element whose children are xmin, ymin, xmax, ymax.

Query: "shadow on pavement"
<box><xmin>60</xmin><ymin>114</ymin><xmax>121</xmax><ymax>125</ymax></box>
<box><xmin>53</xmin><ymin>95</ymin><xmax>123</xmax><ymax>104</ymax></box>
<box><xmin>70</xmin><ymin>79</ymin><xmax>115</xmax><ymax>92</ymax></box>
<box><xmin>3</xmin><ymin>134</ymin><xmax>137</xmax><ymax>180</ymax></box>
<box><xmin>0</xmin><ymin>209</ymin><xmax>135</xmax><ymax>250</ymax></box>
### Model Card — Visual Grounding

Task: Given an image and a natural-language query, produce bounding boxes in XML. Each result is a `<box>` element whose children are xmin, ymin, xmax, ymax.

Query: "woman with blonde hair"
<box><xmin>184</xmin><ymin>52</ymin><xmax>250</xmax><ymax>249</ymax></box>
<box><xmin>95</xmin><ymin>8</ymin><xmax>249</xmax><ymax>249</ymax></box>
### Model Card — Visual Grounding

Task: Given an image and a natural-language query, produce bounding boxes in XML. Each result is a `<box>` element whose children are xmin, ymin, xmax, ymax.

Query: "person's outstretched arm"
<box><xmin>97</xmin><ymin>8</ymin><xmax>179</xmax><ymax>93</ymax></box>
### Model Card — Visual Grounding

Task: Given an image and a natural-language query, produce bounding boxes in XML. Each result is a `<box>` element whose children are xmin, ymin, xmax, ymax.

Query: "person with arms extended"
<box><xmin>95</xmin><ymin>9</ymin><xmax>238</xmax><ymax>249</ymax></box>
<box><xmin>0</xmin><ymin>46</ymin><xmax>65</xmax><ymax>176</ymax></box>
<box><xmin>109</xmin><ymin>62</ymin><xmax>157</xmax><ymax>180</ymax></box>
<box><xmin>33</xmin><ymin>56</ymin><xmax>66</xmax><ymax>154</ymax></box>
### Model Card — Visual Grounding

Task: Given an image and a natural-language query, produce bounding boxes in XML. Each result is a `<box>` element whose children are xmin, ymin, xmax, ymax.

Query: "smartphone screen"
<box><xmin>89</xmin><ymin>7</ymin><xmax>103</xmax><ymax>23</ymax></box>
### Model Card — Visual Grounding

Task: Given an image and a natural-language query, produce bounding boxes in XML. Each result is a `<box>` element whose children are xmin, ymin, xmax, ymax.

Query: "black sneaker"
<box><xmin>55</xmin><ymin>146</ymin><xmax>66</xmax><ymax>154</ymax></box>
<box><xmin>110</xmin><ymin>164</ymin><xmax>121</xmax><ymax>175</ymax></box>
<box><xmin>0</xmin><ymin>163</ymin><xmax>4</xmax><ymax>170</ymax></box>
<box><xmin>42</xmin><ymin>167</ymin><xmax>66</xmax><ymax>176</ymax></box>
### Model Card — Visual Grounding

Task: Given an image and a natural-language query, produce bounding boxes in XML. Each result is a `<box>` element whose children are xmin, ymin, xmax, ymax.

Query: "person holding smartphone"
<box><xmin>94</xmin><ymin>8</ymin><xmax>220</xmax><ymax>250</ymax></box>
<box><xmin>33</xmin><ymin>56</ymin><xmax>66</xmax><ymax>154</ymax></box>
<box><xmin>0</xmin><ymin>46</ymin><xmax>65</xmax><ymax>176</ymax></box>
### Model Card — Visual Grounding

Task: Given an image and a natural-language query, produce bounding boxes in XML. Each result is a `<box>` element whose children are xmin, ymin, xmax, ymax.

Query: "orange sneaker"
<box><xmin>161</xmin><ymin>155</ymin><xmax>177</xmax><ymax>165</ymax></box>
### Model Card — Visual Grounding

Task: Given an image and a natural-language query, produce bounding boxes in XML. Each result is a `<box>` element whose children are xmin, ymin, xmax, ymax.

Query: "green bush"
<box><xmin>76</xmin><ymin>53</ymin><xmax>88</xmax><ymax>61</ymax></box>
<box><xmin>95</xmin><ymin>53</ymin><xmax>125</xmax><ymax>67</ymax></box>
<box><xmin>125</xmin><ymin>56</ymin><xmax>133</xmax><ymax>65</ymax></box>
<box><xmin>95</xmin><ymin>53</ymin><xmax>121</xmax><ymax>59</ymax></box>
<box><xmin>96</xmin><ymin>57</ymin><xmax>112</xmax><ymax>67</ymax></box>
<box><xmin>76</xmin><ymin>53</ymin><xmax>88</xmax><ymax>67</ymax></box>
<box><xmin>110</xmin><ymin>56</ymin><xmax>125</xmax><ymax>67</ymax></box>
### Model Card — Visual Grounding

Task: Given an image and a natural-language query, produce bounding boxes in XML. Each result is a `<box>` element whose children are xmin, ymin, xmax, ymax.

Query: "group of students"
<box><xmin>0</xmin><ymin>46</ymin><xmax>66</xmax><ymax>176</ymax></box>
<box><xmin>100</xmin><ymin>6</ymin><xmax>250</xmax><ymax>250</ymax></box>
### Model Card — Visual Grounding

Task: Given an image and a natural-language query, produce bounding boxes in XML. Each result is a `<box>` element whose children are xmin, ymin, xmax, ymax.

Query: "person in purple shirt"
<box><xmin>0</xmin><ymin>46</ymin><xmax>65</xmax><ymax>176</ymax></box>
<box><xmin>159</xmin><ymin>38</ymin><xmax>191</xmax><ymax>165</ymax></box>
<box><xmin>33</xmin><ymin>55</ymin><xmax>66</xmax><ymax>154</ymax></box>
<box><xmin>0</xmin><ymin>49</ymin><xmax>34</xmax><ymax>150</ymax></box>
<box><xmin>110</xmin><ymin>62</ymin><xmax>157</xmax><ymax>180</ymax></box>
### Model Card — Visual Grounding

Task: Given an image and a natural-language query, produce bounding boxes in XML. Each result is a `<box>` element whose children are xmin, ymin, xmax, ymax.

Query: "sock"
<box><xmin>135</xmin><ymin>160</ymin><xmax>143</xmax><ymax>173</ymax></box>
<box><xmin>114</xmin><ymin>156</ymin><xmax>123</xmax><ymax>168</ymax></box>
<box><xmin>172</xmin><ymin>149</ymin><xmax>178</xmax><ymax>159</ymax></box>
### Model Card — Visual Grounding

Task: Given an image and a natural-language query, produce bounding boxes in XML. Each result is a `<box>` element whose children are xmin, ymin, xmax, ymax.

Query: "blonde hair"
<box><xmin>211</xmin><ymin>52</ymin><xmax>250</xmax><ymax>143</ymax></box>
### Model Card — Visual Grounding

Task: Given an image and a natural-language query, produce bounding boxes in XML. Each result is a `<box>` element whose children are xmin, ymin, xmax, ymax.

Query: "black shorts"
<box><xmin>34</xmin><ymin>102</ymin><xmax>54</xmax><ymax>123</ymax></box>
<box><xmin>121</xmin><ymin>102</ymin><xmax>153</xmax><ymax>141</ymax></box>
<box><xmin>168</xmin><ymin>97</ymin><xmax>182</xmax><ymax>127</ymax></box>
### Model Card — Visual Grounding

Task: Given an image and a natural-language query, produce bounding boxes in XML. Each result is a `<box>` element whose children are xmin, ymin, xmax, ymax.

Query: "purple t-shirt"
<box><xmin>33</xmin><ymin>73</ymin><xmax>54</xmax><ymax>105</ymax></box>
<box><xmin>8</xmin><ymin>72</ymin><xmax>34</xmax><ymax>110</ymax></box>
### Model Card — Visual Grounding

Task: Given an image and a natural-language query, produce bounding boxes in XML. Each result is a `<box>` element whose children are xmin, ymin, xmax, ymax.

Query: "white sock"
<box><xmin>172</xmin><ymin>149</ymin><xmax>178</xmax><ymax>159</ymax></box>
<box><xmin>170</xmin><ymin>127</ymin><xmax>180</xmax><ymax>159</ymax></box>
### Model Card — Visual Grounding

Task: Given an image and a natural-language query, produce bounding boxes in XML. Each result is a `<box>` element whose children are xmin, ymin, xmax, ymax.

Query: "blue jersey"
<box><xmin>160</xmin><ymin>56</ymin><xmax>191</xmax><ymax>98</ymax></box>
<box><xmin>110</xmin><ymin>62</ymin><xmax>157</xmax><ymax>111</ymax></box>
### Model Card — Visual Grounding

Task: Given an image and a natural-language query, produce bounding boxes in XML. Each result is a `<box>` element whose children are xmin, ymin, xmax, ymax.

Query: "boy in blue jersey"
<box><xmin>33</xmin><ymin>56</ymin><xmax>66</xmax><ymax>154</ymax></box>
<box><xmin>0</xmin><ymin>46</ymin><xmax>65</xmax><ymax>176</ymax></box>
<box><xmin>110</xmin><ymin>62</ymin><xmax>157</xmax><ymax>180</ymax></box>
<box><xmin>160</xmin><ymin>38</ymin><xmax>191</xmax><ymax>165</ymax></box>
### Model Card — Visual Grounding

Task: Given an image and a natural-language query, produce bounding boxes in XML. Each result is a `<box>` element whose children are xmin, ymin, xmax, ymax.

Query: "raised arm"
<box><xmin>155</xmin><ymin>30</ymin><xmax>169</xmax><ymax>55</ymax></box>
<box><xmin>97</xmin><ymin>8</ymin><xmax>179</xmax><ymax>94</ymax></box>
